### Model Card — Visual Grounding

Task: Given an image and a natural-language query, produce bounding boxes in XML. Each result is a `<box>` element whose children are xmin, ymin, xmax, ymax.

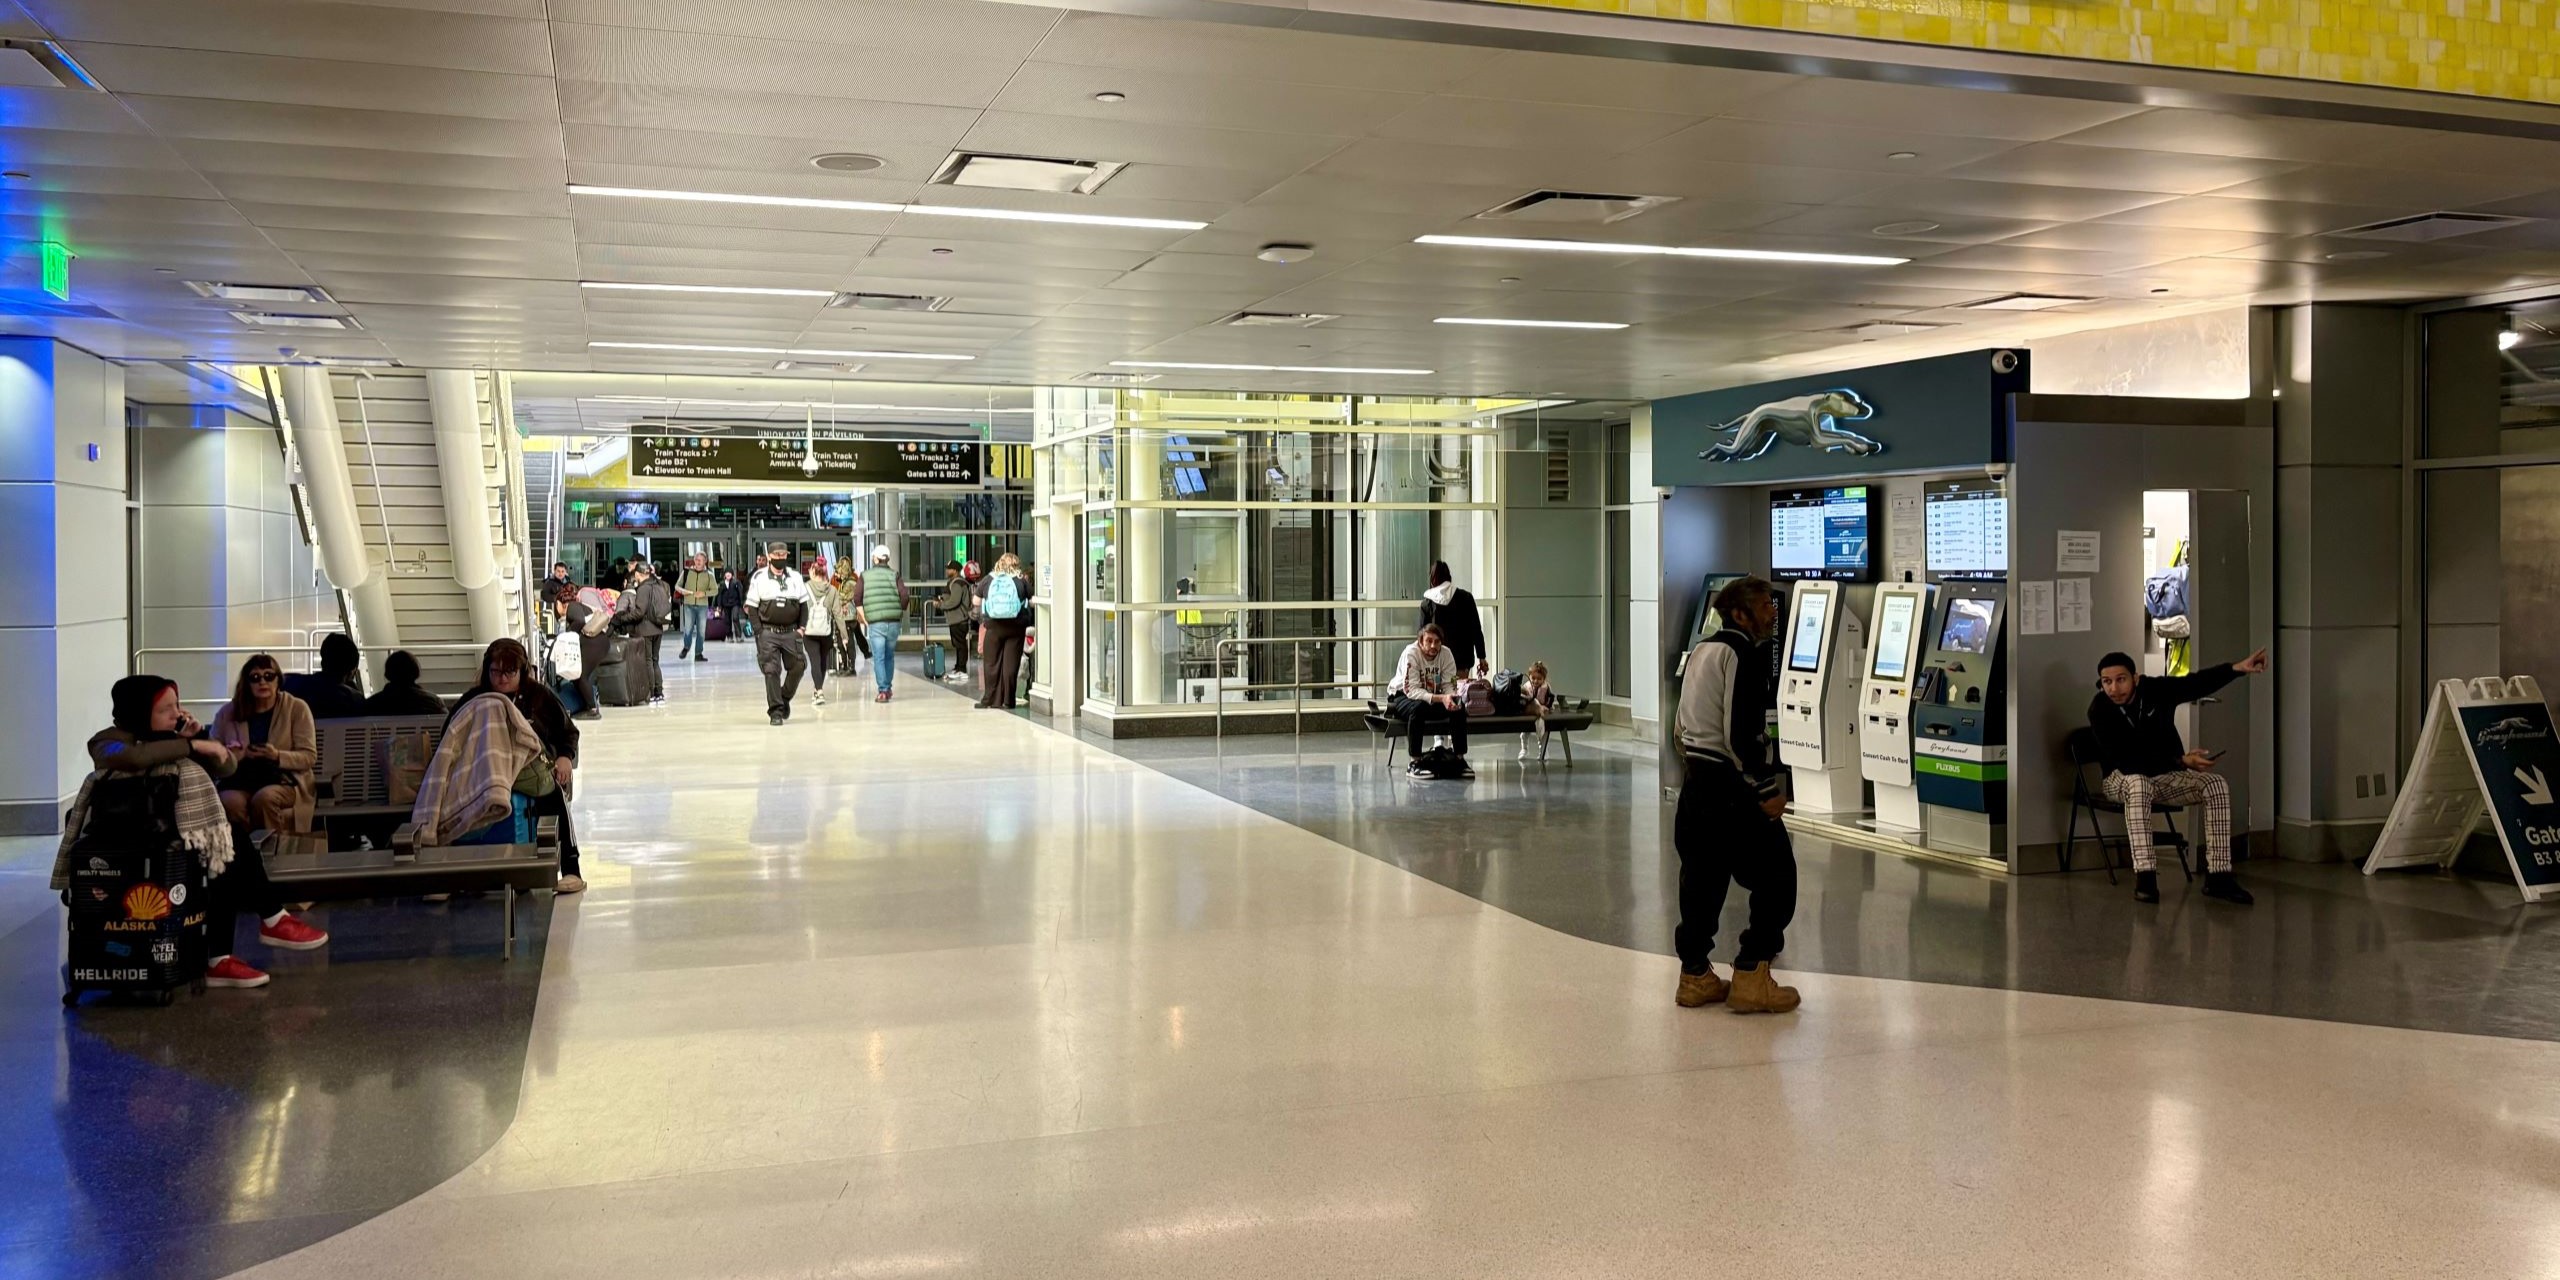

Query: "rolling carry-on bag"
<box><xmin>593</xmin><ymin>636</ymin><xmax>647</xmax><ymax>707</ymax></box>
<box><xmin>60</xmin><ymin>775</ymin><xmax>209</xmax><ymax>1006</ymax></box>
<box><xmin>923</xmin><ymin>642</ymin><xmax>946</xmax><ymax>680</ymax></box>
<box><xmin>705</xmin><ymin>610</ymin><xmax>729</xmax><ymax>643</ymax></box>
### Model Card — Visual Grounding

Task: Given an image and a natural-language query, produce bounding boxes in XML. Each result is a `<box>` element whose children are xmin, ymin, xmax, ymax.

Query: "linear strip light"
<box><xmin>589</xmin><ymin>341</ymin><xmax>973</xmax><ymax>361</ymax></box>
<box><xmin>568</xmin><ymin>185</ymin><xmax>1209</xmax><ymax>232</ymax></box>
<box><xmin>1415</xmin><ymin>233</ymin><xmax>1907</xmax><ymax>267</ymax></box>
<box><xmin>1110</xmin><ymin>360</ymin><xmax>1434</xmax><ymax>376</ymax></box>
<box><xmin>581</xmin><ymin>282</ymin><xmax>836</xmax><ymax>298</ymax></box>
<box><xmin>583</xmin><ymin>395</ymin><xmax>1030</xmax><ymax>413</ymax></box>
<box><xmin>1433</xmin><ymin>317</ymin><xmax>1629</xmax><ymax>330</ymax></box>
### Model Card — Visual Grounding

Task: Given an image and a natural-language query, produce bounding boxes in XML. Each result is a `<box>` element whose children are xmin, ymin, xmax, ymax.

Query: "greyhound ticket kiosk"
<box><xmin>1914</xmin><ymin>584</ymin><xmax>2009</xmax><ymax>855</ymax></box>
<box><xmin>1858</xmin><ymin>582</ymin><xmax>1934</xmax><ymax>836</ymax></box>
<box><xmin>1777</xmin><ymin>582</ymin><xmax>1866</xmax><ymax>816</ymax></box>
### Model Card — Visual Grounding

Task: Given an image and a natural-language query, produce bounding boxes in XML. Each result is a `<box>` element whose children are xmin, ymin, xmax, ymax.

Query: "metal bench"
<box><xmin>1363</xmin><ymin>699</ymin><xmax>1598</xmax><ymax>766</ymax></box>
<box><xmin>312</xmin><ymin>715</ymin><xmax>446</xmax><ymax>841</ymax></box>
<box><xmin>264</xmin><ymin>818</ymin><xmax>561</xmax><ymax>958</ymax></box>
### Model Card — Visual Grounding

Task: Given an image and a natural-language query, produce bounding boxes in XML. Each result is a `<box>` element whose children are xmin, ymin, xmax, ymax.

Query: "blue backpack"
<box><xmin>984</xmin><ymin>573</ymin><xmax>1023</xmax><ymax>620</ymax></box>
<box><xmin>2144</xmin><ymin>565</ymin><xmax>2190</xmax><ymax>620</ymax></box>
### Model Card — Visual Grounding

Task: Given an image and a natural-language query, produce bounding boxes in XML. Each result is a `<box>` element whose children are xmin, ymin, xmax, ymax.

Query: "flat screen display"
<box><xmin>1925</xmin><ymin>478</ymin><xmax>2008</xmax><ymax>581</ymax></box>
<box><xmin>613</xmin><ymin>501</ymin><xmax>660</xmax><ymax>527</ymax></box>
<box><xmin>1938</xmin><ymin>595</ymin><xmax>1997</xmax><ymax>656</ymax></box>
<box><xmin>818</xmin><ymin>501</ymin><xmax>855</xmax><ymax>529</ymax></box>
<box><xmin>1786</xmin><ymin>590</ymin><xmax>1831</xmax><ymax>672</ymax></box>
<box><xmin>1870</xmin><ymin>593</ymin><xmax>1919</xmax><ymax>681</ymax></box>
<box><xmin>1770</xmin><ymin>486</ymin><xmax>1874</xmax><ymax>582</ymax></box>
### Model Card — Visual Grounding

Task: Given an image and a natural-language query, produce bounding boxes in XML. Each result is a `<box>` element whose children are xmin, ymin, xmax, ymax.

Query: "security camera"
<box><xmin>1990</xmin><ymin>350</ymin><xmax>2021</xmax><ymax>374</ymax></box>
<box><xmin>1986</xmin><ymin>463</ymin><xmax>2010</xmax><ymax>481</ymax></box>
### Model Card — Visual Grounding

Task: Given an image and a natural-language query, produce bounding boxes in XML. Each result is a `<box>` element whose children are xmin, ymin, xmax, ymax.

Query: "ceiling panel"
<box><xmin>1939</xmin><ymin>142</ymin><xmax>2304</xmax><ymax>195</ymax></box>
<box><xmin>66</xmin><ymin>44</ymin><xmax>561</xmax><ymax>120</ymax></box>
<box><xmin>120</xmin><ymin>95</ymin><xmax>567</xmax><ymax>158</ymax></box>
<box><xmin>1729</xmin><ymin>78</ymin><xmax>2145</xmax><ymax>141</ymax></box>
<box><xmin>547</xmin><ymin>0</ymin><xmax>1061</xmax><ymax>56</ymax></box>
<box><xmin>25</xmin><ymin>0</ymin><xmax>555</xmax><ymax>74</ymax></box>
<box><xmin>548</xmin><ymin>22</ymin><xmax>1021</xmax><ymax>108</ymax></box>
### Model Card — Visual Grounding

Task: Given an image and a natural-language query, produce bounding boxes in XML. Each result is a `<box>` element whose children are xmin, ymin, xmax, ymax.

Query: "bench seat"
<box><xmin>265</xmin><ymin>817</ymin><xmax>560</xmax><ymax>957</ymax></box>
<box><xmin>1362</xmin><ymin>701</ymin><xmax>1596</xmax><ymax>766</ymax></box>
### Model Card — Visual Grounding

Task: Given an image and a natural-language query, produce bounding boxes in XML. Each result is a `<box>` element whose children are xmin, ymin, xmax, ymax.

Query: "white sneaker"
<box><xmin>814</xmin><ymin>691</ymin><xmax>826</xmax><ymax>706</ymax></box>
<box><xmin>648</xmin><ymin>695</ymin><xmax>666</xmax><ymax>706</ymax></box>
<box><xmin>1517</xmin><ymin>739</ymin><xmax>1530</xmax><ymax>761</ymax></box>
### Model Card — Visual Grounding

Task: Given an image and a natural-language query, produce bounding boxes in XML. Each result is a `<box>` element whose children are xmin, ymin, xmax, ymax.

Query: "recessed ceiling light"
<box><xmin>2500</xmin><ymin>329</ymin><xmax>2524</xmax><ymax>350</ymax></box>
<box><xmin>580</xmin><ymin>281</ymin><xmax>835</xmax><ymax>297</ymax></box>
<box><xmin>568</xmin><ymin>184</ymin><xmax>1208</xmax><ymax>232</ymax></box>
<box><xmin>1</xmin><ymin>171</ymin><xmax>26</xmax><ymax>181</ymax></box>
<box><xmin>1256</xmin><ymin>243</ymin><xmax>1316</xmax><ymax>264</ymax></box>
<box><xmin>1960</xmin><ymin>292</ymin><xmax>2097</xmax><ymax>311</ymax></box>
<box><xmin>1110</xmin><ymin>360</ymin><xmax>1433</xmax><ymax>376</ymax></box>
<box><xmin>1886</xmin><ymin>151</ymin><xmax>1921</xmax><ymax>161</ymax></box>
<box><xmin>231</xmin><ymin>311</ymin><xmax>356</xmax><ymax>330</ymax></box>
<box><xmin>1497</xmin><ymin>276</ymin><xmax>1521</xmax><ymax>284</ymax></box>
<box><xmin>2323</xmin><ymin>249</ymin><xmax>2390</xmax><ymax>262</ymax></box>
<box><xmin>1871</xmin><ymin>220</ymin><xmax>1941</xmax><ymax>237</ymax></box>
<box><xmin>930</xmin><ymin>247</ymin><xmax>955</xmax><ymax>256</ymax></box>
<box><xmin>190</xmin><ymin>281</ymin><xmax>335</xmax><ymax>304</ymax></box>
<box><xmin>1092</xmin><ymin>91</ymin><xmax>1126</xmax><ymax>103</ymax></box>
<box><xmin>2150</xmin><ymin>287</ymin><xmax>2172</xmax><ymax>294</ymax></box>
<box><xmin>810</xmin><ymin>153</ymin><xmax>885</xmax><ymax>173</ymax></box>
<box><xmin>1842</xmin><ymin>320</ymin><xmax>1950</xmax><ymax>339</ymax></box>
<box><xmin>153</xmin><ymin>267</ymin><xmax>177</xmax><ymax>274</ymax></box>
<box><xmin>1433</xmin><ymin>317</ymin><xmax>1630</xmax><ymax>330</ymax></box>
<box><xmin>589</xmin><ymin>341</ymin><xmax>974</xmax><ymax>361</ymax></box>
<box><xmin>1414</xmin><ymin>234</ymin><xmax>1906</xmax><ymax>267</ymax></box>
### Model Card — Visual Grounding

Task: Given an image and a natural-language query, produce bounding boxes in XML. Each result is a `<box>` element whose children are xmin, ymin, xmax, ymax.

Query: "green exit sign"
<box><xmin>38</xmin><ymin>242</ymin><xmax>69</xmax><ymax>300</ymax></box>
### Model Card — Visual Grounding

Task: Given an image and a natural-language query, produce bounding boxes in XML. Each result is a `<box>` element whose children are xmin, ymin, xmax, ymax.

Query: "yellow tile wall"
<box><xmin>1483</xmin><ymin>0</ymin><xmax>2560</xmax><ymax>104</ymax></box>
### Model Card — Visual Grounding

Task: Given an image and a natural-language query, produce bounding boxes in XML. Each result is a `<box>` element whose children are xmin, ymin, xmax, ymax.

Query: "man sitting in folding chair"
<box><xmin>2087</xmin><ymin>647</ymin><xmax>2268</xmax><ymax>906</ymax></box>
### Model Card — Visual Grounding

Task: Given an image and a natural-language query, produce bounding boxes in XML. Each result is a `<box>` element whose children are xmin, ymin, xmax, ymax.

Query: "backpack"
<box><xmin>2144</xmin><ymin>564</ymin><xmax>2189</xmax><ymax>620</ymax></box>
<box><xmin>1412</xmin><ymin>746</ymin><xmax>1470</xmax><ymax>780</ymax></box>
<box><xmin>984</xmin><ymin>572</ymin><xmax>1023</xmax><ymax>620</ymax></box>
<box><xmin>1459</xmin><ymin>677</ymin><xmax>1495</xmax><ymax>717</ymax></box>
<box><xmin>1486</xmin><ymin>670</ymin><xmax>1526</xmax><ymax>716</ymax></box>
<box><xmin>755</xmin><ymin>571</ymin><xmax>807</xmax><ymax>629</ymax></box>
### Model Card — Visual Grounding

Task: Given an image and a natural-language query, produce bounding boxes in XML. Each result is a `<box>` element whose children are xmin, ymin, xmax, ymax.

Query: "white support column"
<box><xmin>426</xmin><ymin>369</ymin><xmax>509</xmax><ymax>643</ymax></box>
<box><xmin>277</xmin><ymin>365</ymin><xmax>401</xmax><ymax>664</ymax></box>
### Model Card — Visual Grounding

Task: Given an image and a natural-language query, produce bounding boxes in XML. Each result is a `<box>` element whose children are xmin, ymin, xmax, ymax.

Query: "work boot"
<box><xmin>2133</xmin><ymin>870</ymin><xmax>2160</xmax><ymax>904</ymax></box>
<box><xmin>1726</xmin><ymin>963</ymin><xmax>1801</xmax><ymax>1015</ymax></box>
<box><xmin>2202</xmin><ymin>871</ymin><xmax>2255</xmax><ymax>905</ymax></box>
<box><xmin>1675</xmin><ymin>968</ymin><xmax>1728</xmax><ymax>1008</ymax></box>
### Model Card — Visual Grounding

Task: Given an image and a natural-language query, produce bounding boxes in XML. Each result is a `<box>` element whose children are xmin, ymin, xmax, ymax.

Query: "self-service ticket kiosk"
<box><xmin>1776</xmin><ymin>581</ymin><xmax>1865</xmax><ymax>816</ymax></box>
<box><xmin>1857</xmin><ymin>582</ymin><xmax>1934</xmax><ymax>836</ymax></box>
<box><xmin>1914</xmin><ymin>584</ymin><xmax>2008</xmax><ymax>855</ymax></box>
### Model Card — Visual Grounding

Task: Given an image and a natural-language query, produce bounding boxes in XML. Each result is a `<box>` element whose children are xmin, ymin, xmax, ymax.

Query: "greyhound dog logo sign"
<box><xmin>1698</xmin><ymin>389</ymin><xmax>1883</xmax><ymax>463</ymax></box>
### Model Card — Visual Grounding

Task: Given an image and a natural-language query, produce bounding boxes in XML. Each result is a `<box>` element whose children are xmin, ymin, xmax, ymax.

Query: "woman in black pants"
<box><xmin>553</xmin><ymin>583</ymin><xmax>605</xmax><ymax>720</ymax></box>
<box><xmin>78</xmin><ymin>675</ymin><xmax>330</xmax><ymax>989</ymax></box>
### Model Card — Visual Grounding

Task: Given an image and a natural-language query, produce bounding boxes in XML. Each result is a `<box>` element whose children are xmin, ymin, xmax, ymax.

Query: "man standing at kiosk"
<box><xmin>1672</xmin><ymin>576</ymin><xmax>1801</xmax><ymax>1015</ymax></box>
<box><xmin>2089</xmin><ymin>647</ymin><xmax>2269</xmax><ymax>904</ymax></box>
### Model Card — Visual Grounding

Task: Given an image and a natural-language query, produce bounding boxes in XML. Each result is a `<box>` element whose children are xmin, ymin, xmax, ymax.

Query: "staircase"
<box><xmin>523</xmin><ymin>443</ymin><xmax>563</xmax><ymax>583</ymax></box>
<box><xmin>327</xmin><ymin>370</ymin><xmax>526</xmax><ymax>691</ymax></box>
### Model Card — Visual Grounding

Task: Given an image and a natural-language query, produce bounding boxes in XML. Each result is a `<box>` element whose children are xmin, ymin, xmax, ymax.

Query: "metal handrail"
<box><xmin>1212</xmin><ymin>633</ymin><xmax>1421</xmax><ymax>738</ymax></box>
<box><xmin>135</xmin><ymin>642</ymin><xmax>507</xmax><ymax>709</ymax></box>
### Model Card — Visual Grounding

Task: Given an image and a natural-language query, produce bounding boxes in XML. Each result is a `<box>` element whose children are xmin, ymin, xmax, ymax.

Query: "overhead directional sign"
<box><xmin>633</xmin><ymin>435</ymin><xmax>982</xmax><ymax>486</ymax></box>
<box><xmin>2366</xmin><ymin>676</ymin><xmax>2560</xmax><ymax>902</ymax></box>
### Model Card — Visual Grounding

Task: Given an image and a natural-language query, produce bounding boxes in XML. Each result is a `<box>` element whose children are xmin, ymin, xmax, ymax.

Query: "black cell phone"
<box><xmin>2204</xmin><ymin>749</ymin><xmax>2226</xmax><ymax>761</ymax></box>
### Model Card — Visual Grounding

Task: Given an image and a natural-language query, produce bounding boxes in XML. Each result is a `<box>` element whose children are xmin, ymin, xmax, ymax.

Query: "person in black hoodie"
<box><xmin>1418</xmin><ymin>561</ymin><xmax>1487</xmax><ymax>677</ymax></box>
<box><xmin>1669</xmin><ymin>576</ymin><xmax>1799</xmax><ymax>1015</ymax></box>
<box><xmin>283</xmin><ymin>632</ymin><xmax>366</xmax><ymax>720</ymax></box>
<box><xmin>449</xmin><ymin>638</ymin><xmax>585</xmax><ymax>893</ymax></box>
<box><xmin>2090</xmin><ymin>647</ymin><xmax>2268</xmax><ymax>905</ymax></box>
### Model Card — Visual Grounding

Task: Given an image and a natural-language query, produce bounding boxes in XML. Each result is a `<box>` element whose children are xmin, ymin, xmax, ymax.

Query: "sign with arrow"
<box><xmin>2366</xmin><ymin>676</ymin><xmax>2560</xmax><ymax>902</ymax></box>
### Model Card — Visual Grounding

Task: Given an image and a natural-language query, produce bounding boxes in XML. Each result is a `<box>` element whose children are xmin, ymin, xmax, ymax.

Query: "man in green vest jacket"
<box><xmin>676</xmin><ymin>553</ymin><xmax>719</xmax><ymax>662</ymax></box>
<box><xmin>854</xmin><ymin>545</ymin><xmax>908</xmax><ymax>702</ymax></box>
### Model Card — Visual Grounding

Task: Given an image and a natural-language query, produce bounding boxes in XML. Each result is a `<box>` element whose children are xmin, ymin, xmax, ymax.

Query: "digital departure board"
<box><xmin>1770</xmin><ymin>486</ymin><xmax>1875</xmax><ymax>582</ymax></box>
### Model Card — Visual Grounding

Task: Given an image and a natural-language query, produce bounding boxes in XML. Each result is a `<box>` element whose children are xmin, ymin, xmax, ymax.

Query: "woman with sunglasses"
<box><xmin>210</xmin><ymin>653</ymin><xmax>317</xmax><ymax>842</ymax></box>
<box><xmin>448</xmin><ymin>638</ymin><xmax>586</xmax><ymax>893</ymax></box>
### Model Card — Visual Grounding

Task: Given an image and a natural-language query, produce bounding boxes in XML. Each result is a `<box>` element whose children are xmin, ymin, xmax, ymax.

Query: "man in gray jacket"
<box><xmin>614</xmin><ymin>562</ymin><xmax>675</xmax><ymax>706</ymax></box>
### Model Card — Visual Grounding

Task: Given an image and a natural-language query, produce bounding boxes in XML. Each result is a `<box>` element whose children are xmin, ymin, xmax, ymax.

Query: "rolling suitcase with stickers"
<box><xmin>60</xmin><ymin>775</ymin><xmax>209</xmax><ymax>1006</ymax></box>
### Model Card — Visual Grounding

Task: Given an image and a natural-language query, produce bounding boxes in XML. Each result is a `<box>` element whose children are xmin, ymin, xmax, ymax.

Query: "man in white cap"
<box><xmin>853</xmin><ymin>544</ymin><xmax>910</xmax><ymax>702</ymax></box>
<box><xmin>743</xmin><ymin>541</ymin><xmax>811</xmax><ymax>725</ymax></box>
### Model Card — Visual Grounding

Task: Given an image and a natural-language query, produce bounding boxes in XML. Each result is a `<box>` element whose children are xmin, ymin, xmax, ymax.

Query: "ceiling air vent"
<box><xmin>827</xmin><ymin>291</ymin><xmax>950</xmax><ymax>312</ymax></box>
<box><xmin>1076</xmin><ymin>371</ymin><xmax>1160</xmax><ymax>385</ymax></box>
<box><xmin>1843</xmin><ymin>320</ymin><xmax>1950</xmax><ymax>339</ymax></box>
<box><xmin>929</xmin><ymin>151</ymin><xmax>1127</xmax><ymax>195</ymax></box>
<box><xmin>1224</xmin><ymin>311</ymin><xmax>1338</xmax><ymax>328</ymax></box>
<box><xmin>2333</xmin><ymin>212</ymin><xmax>2529</xmax><ymax>243</ymax></box>
<box><xmin>1476</xmin><ymin>190</ymin><xmax>1679</xmax><ymax>226</ymax></box>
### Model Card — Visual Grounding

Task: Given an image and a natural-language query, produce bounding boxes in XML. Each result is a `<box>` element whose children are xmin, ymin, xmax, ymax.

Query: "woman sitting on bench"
<box><xmin>429</xmin><ymin>638</ymin><xmax>587</xmax><ymax>894</ymax></box>
<box><xmin>210</xmin><ymin>653</ymin><xmax>317</xmax><ymax>844</ymax></box>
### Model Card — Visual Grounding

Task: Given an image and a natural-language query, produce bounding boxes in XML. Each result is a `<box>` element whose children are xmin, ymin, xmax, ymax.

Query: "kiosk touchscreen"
<box><xmin>1776</xmin><ymin>581</ymin><xmax>1866</xmax><ymax>817</ymax></box>
<box><xmin>1913</xmin><ymin>585</ymin><xmax>2009</xmax><ymax>856</ymax></box>
<box><xmin>1857</xmin><ymin>582</ymin><xmax>1934</xmax><ymax>836</ymax></box>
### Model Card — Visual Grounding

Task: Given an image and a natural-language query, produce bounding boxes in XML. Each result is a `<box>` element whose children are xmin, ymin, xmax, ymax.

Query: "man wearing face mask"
<box><xmin>744</xmin><ymin>542</ymin><xmax>811</xmax><ymax>726</ymax></box>
<box><xmin>1670</xmin><ymin>576</ymin><xmax>1800</xmax><ymax>1015</ymax></box>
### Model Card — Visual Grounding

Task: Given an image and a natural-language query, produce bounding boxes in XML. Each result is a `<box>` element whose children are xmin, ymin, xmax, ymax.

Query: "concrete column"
<box><xmin>0</xmin><ymin>339</ymin><xmax>128</xmax><ymax>833</ymax></box>
<box><xmin>1124</xmin><ymin>428</ymin><xmax>1168</xmax><ymax>706</ymax></box>
<box><xmin>424</xmin><ymin>370</ymin><xmax>509</xmax><ymax>643</ymax></box>
<box><xmin>2272</xmin><ymin>304</ymin><xmax>2406</xmax><ymax>861</ymax></box>
<box><xmin>276</xmin><ymin>365</ymin><xmax>401</xmax><ymax>666</ymax></box>
<box><xmin>1629</xmin><ymin>404</ymin><xmax>1662</xmax><ymax>733</ymax></box>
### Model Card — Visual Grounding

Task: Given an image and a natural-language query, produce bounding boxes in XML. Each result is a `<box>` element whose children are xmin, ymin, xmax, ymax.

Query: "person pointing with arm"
<box><xmin>2089</xmin><ymin>646</ymin><xmax>2269</xmax><ymax>905</ymax></box>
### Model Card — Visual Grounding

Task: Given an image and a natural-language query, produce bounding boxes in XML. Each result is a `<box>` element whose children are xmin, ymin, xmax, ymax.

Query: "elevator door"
<box><xmin>2189</xmin><ymin>491</ymin><xmax>2255</xmax><ymax>841</ymax></box>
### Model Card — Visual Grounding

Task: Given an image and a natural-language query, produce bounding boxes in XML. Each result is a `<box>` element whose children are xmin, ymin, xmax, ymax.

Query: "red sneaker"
<box><xmin>205</xmin><ymin>956</ymin><xmax>271</xmax><ymax>988</ymax></box>
<box><xmin>258</xmin><ymin>913</ymin><xmax>330</xmax><ymax>951</ymax></box>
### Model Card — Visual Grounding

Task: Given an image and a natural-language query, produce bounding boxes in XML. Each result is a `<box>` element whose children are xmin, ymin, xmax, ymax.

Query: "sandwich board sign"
<box><xmin>2364</xmin><ymin>676</ymin><xmax>2560</xmax><ymax>902</ymax></box>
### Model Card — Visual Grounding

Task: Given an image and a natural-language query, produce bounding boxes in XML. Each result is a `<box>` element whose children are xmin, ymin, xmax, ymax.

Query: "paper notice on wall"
<box><xmin>2056</xmin><ymin>530</ymin><xmax>2101</xmax><ymax>574</ymax></box>
<box><xmin>2056</xmin><ymin>577</ymin><xmax>2093</xmax><ymax>632</ymax></box>
<box><xmin>2017</xmin><ymin>580</ymin><xmax>2056</xmax><ymax>636</ymax></box>
<box><xmin>1887</xmin><ymin>490</ymin><xmax>1925</xmax><ymax>585</ymax></box>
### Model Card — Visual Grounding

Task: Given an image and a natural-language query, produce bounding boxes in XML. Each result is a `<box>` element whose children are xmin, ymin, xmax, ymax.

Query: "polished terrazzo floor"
<box><xmin>149</xmin><ymin>647</ymin><xmax>2560</xmax><ymax>1278</ymax></box>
